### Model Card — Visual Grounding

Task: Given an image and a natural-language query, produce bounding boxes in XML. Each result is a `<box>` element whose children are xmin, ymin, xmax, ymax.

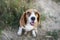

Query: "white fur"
<box><xmin>32</xmin><ymin>30</ymin><xmax>36</xmax><ymax>37</ymax></box>
<box><xmin>24</xmin><ymin>23</ymin><xmax>34</xmax><ymax>31</ymax></box>
<box><xmin>24</xmin><ymin>11</ymin><xmax>37</xmax><ymax>31</ymax></box>
<box><xmin>17</xmin><ymin>27</ymin><xmax>22</xmax><ymax>35</ymax></box>
<box><xmin>27</xmin><ymin>12</ymin><xmax>37</xmax><ymax>23</ymax></box>
<box><xmin>17</xmin><ymin>11</ymin><xmax>38</xmax><ymax>37</ymax></box>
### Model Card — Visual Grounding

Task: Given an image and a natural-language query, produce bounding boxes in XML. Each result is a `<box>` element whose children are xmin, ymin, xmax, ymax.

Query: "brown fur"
<box><xmin>20</xmin><ymin>12</ymin><xmax>27</xmax><ymax>27</ymax></box>
<box><xmin>20</xmin><ymin>9</ymin><xmax>41</xmax><ymax>27</ymax></box>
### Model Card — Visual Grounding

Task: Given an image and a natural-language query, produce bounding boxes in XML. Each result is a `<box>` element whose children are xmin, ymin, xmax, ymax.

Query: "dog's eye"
<box><xmin>27</xmin><ymin>12</ymin><xmax>31</xmax><ymax>16</ymax></box>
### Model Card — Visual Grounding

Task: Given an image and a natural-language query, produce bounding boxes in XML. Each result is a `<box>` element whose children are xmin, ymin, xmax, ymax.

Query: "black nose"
<box><xmin>31</xmin><ymin>17</ymin><xmax>35</xmax><ymax>21</ymax></box>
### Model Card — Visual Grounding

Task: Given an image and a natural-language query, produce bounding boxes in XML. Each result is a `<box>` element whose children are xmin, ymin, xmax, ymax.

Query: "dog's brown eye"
<box><xmin>27</xmin><ymin>12</ymin><xmax>31</xmax><ymax>16</ymax></box>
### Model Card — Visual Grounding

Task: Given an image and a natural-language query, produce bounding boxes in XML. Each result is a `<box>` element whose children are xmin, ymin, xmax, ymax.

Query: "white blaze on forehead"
<box><xmin>31</xmin><ymin>12</ymin><xmax>35</xmax><ymax>17</ymax></box>
<box><xmin>27</xmin><ymin>11</ymin><xmax>37</xmax><ymax>24</ymax></box>
<box><xmin>30</xmin><ymin>11</ymin><xmax>37</xmax><ymax>22</ymax></box>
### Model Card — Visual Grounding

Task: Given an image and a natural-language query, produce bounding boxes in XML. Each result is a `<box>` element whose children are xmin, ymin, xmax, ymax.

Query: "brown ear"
<box><xmin>37</xmin><ymin>12</ymin><xmax>41</xmax><ymax>25</ymax></box>
<box><xmin>19</xmin><ymin>12</ymin><xmax>27</xmax><ymax>27</ymax></box>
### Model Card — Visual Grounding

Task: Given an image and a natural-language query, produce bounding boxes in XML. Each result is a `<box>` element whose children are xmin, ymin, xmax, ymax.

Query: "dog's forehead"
<box><xmin>26</xmin><ymin>9</ymin><xmax>38</xmax><ymax>13</ymax></box>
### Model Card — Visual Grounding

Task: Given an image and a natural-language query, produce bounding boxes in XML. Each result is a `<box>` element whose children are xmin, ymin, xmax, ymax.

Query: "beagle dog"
<box><xmin>17</xmin><ymin>9</ymin><xmax>40</xmax><ymax>37</ymax></box>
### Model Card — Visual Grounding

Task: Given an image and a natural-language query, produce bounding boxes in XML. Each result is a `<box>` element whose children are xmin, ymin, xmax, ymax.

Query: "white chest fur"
<box><xmin>17</xmin><ymin>24</ymin><xmax>37</xmax><ymax>37</ymax></box>
<box><xmin>24</xmin><ymin>24</ymin><xmax>34</xmax><ymax>31</ymax></box>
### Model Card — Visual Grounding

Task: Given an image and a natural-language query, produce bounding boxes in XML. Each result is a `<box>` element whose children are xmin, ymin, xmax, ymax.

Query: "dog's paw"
<box><xmin>32</xmin><ymin>30</ymin><xmax>37</xmax><ymax>37</ymax></box>
<box><xmin>17</xmin><ymin>31</ymin><xmax>22</xmax><ymax>36</ymax></box>
<box><xmin>17</xmin><ymin>27</ymin><xmax>22</xmax><ymax>36</ymax></box>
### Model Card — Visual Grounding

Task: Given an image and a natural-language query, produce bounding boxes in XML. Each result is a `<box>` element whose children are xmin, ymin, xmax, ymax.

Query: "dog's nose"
<box><xmin>31</xmin><ymin>17</ymin><xmax>35</xmax><ymax>21</ymax></box>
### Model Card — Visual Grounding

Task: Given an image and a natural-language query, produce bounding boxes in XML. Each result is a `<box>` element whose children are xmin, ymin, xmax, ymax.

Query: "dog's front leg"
<box><xmin>32</xmin><ymin>30</ymin><xmax>37</xmax><ymax>37</ymax></box>
<box><xmin>17</xmin><ymin>27</ymin><xmax>23</xmax><ymax>36</ymax></box>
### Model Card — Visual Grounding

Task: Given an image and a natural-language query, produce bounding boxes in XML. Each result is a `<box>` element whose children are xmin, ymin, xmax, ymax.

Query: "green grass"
<box><xmin>41</xmin><ymin>13</ymin><xmax>46</xmax><ymax>21</ymax></box>
<box><xmin>0</xmin><ymin>28</ymin><xmax>2</xmax><ymax>40</ymax></box>
<box><xmin>0</xmin><ymin>0</ymin><xmax>33</xmax><ymax>29</ymax></box>
<box><xmin>46</xmin><ymin>30</ymin><xmax>59</xmax><ymax>40</ymax></box>
<box><xmin>53</xmin><ymin>0</ymin><xmax>60</xmax><ymax>3</ymax></box>
<box><xmin>0</xmin><ymin>0</ymin><xmax>46</xmax><ymax>29</ymax></box>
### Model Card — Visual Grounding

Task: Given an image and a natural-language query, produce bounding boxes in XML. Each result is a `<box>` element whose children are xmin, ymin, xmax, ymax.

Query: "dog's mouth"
<box><xmin>30</xmin><ymin>21</ymin><xmax>34</xmax><ymax>26</ymax></box>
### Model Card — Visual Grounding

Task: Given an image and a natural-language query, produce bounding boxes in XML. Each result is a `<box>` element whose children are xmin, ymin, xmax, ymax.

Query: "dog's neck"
<box><xmin>24</xmin><ymin>23</ymin><xmax>34</xmax><ymax>31</ymax></box>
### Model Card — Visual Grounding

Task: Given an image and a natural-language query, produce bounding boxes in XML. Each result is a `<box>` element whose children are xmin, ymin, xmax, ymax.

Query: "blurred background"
<box><xmin>0</xmin><ymin>0</ymin><xmax>60</xmax><ymax>40</ymax></box>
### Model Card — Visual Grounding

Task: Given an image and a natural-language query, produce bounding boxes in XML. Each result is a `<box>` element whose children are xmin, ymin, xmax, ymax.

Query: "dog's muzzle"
<box><xmin>31</xmin><ymin>17</ymin><xmax>35</xmax><ymax>21</ymax></box>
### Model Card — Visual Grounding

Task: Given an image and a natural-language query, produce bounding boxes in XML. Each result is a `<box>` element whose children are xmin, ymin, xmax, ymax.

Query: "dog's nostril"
<box><xmin>31</xmin><ymin>17</ymin><xmax>35</xmax><ymax>21</ymax></box>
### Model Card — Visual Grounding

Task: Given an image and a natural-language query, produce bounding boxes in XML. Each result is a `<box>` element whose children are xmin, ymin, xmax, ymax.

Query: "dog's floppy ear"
<box><xmin>20</xmin><ymin>12</ymin><xmax>27</xmax><ymax>26</ymax></box>
<box><xmin>36</xmin><ymin>11</ymin><xmax>41</xmax><ymax>25</ymax></box>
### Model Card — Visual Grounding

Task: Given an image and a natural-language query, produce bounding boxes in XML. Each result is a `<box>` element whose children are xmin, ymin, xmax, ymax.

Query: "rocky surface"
<box><xmin>1</xmin><ymin>29</ymin><xmax>47</xmax><ymax>40</ymax></box>
<box><xmin>33</xmin><ymin>0</ymin><xmax>60</xmax><ymax>31</ymax></box>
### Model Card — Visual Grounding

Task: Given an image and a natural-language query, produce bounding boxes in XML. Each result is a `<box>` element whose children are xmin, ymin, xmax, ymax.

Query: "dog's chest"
<box><xmin>24</xmin><ymin>24</ymin><xmax>34</xmax><ymax>31</ymax></box>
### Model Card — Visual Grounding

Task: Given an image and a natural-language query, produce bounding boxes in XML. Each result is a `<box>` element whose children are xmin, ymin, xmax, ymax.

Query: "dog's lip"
<box><xmin>30</xmin><ymin>21</ymin><xmax>34</xmax><ymax>26</ymax></box>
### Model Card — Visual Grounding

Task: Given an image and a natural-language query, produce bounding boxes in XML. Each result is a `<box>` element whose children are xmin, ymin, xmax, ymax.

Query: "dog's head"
<box><xmin>20</xmin><ymin>9</ymin><xmax>40</xmax><ymax>26</ymax></box>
